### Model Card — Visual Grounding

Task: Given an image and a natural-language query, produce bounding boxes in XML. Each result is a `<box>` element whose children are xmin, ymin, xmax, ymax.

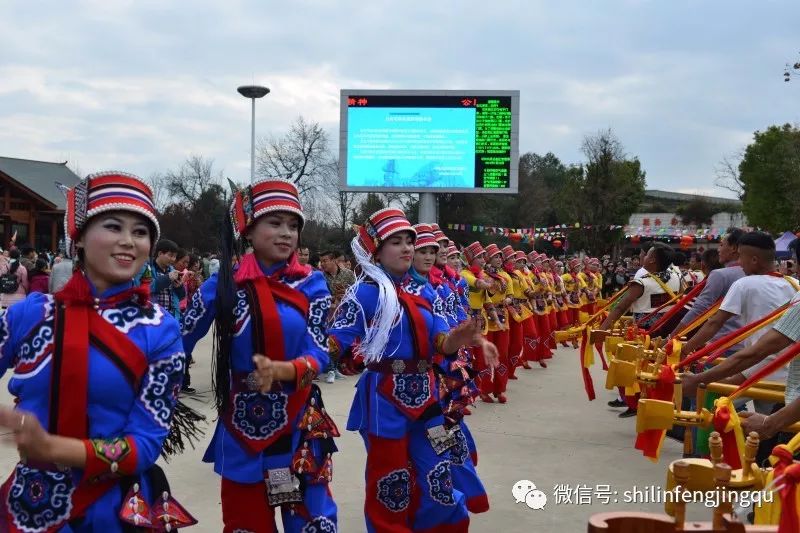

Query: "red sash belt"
<box><xmin>367</xmin><ymin>358</ymin><xmax>433</xmax><ymax>374</ymax></box>
<box><xmin>223</xmin><ymin>276</ymin><xmax>311</xmax><ymax>455</ymax></box>
<box><xmin>33</xmin><ymin>279</ymin><xmax>152</xmax><ymax>528</ymax></box>
<box><xmin>375</xmin><ymin>289</ymin><xmax>439</xmax><ymax>420</ymax></box>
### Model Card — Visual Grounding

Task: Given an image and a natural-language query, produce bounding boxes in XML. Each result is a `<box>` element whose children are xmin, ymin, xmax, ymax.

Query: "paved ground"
<box><xmin>0</xmin><ymin>333</ymin><xmax>708</xmax><ymax>531</ymax></box>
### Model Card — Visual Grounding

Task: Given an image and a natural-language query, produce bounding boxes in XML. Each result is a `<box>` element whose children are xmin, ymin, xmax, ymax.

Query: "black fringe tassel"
<box><xmin>160</xmin><ymin>399</ymin><xmax>207</xmax><ymax>461</ymax></box>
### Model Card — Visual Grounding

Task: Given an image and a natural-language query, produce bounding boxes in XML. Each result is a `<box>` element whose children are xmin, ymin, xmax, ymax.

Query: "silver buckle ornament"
<box><xmin>265</xmin><ymin>467</ymin><xmax>302</xmax><ymax>507</ymax></box>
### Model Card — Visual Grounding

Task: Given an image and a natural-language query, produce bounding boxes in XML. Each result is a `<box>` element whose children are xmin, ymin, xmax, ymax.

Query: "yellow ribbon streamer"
<box><xmin>713</xmin><ymin>396</ymin><xmax>747</xmax><ymax>469</ymax></box>
<box><xmin>583</xmin><ymin>327</ymin><xmax>595</xmax><ymax>368</ymax></box>
<box><xmin>668</xmin><ymin>338</ymin><xmax>681</xmax><ymax>366</ymax></box>
<box><xmin>674</xmin><ymin>301</ymin><xmax>722</xmax><ymax>339</ymax></box>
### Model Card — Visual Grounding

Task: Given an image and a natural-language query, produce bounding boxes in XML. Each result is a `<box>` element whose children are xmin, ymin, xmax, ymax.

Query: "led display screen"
<box><xmin>340</xmin><ymin>91</ymin><xmax>519</xmax><ymax>193</ymax></box>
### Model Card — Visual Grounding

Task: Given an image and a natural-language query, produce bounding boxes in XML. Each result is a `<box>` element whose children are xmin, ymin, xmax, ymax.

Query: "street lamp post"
<box><xmin>237</xmin><ymin>85</ymin><xmax>270</xmax><ymax>184</ymax></box>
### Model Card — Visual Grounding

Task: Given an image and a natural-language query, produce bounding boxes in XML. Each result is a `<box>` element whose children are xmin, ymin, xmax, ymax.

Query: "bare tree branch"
<box><xmin>256</xmin><ymin>116</ymin><xmax>333</xmax><ymax>196</ymax></box>
<box><xmin>164</xmin><ymin>155</ymin><xmax>222</xmax><ymax>206</ymax></box>
<box><xmin>308</xmin><ymin>157</ymin><xmax>360</xmax><ymax>232</ymax></box>
<box><xmin>714</xmin><ymin>152</ymin><xmax>745</xmax><ymax>199</ymax></box>
<box><xmin>145</xmin><ymin>172</ymin><xmax>170</xmax><ymax>211</ymax></box>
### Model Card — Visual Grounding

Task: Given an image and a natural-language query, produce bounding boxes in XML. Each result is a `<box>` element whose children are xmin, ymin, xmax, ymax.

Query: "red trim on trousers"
<box><xmin>365</xmin><ymin>434</ymin><xmax>413</xmax><ymax>533</ymax></box>
<box><xmin>221</xmin><ymin>477</ymin><xmax>276</xmax><ymax>533</ymax></box>
<box><xmin>466</xmin><ymin>493</ymin><xmax>490</xmax><ymax>514</ymax></box>
<box><xmin>507</xmin><ymin>320</ymin><xmax>523</xmax><ymax>377</ymax></box>
<box><xmin>486</xmin><ymin>329</ymin><xmax>510</xmax><ymax>395</ymax></box>
<box><xmin>522</xmin><ymin>317</ymin><xmax>538</xmax><ymax>362</ymax></box>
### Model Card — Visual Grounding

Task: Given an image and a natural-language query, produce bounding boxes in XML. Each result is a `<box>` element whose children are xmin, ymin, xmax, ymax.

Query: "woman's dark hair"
<box><xmin>175</xmin><ymin>248</ymin><xmax>189</xmax><ymax>262</ymax></box>
<box><xmin>671</xmin><ymin>251</ymin><xmax>687</xmax><ymax>268</ymax></box>
<box><xmin>212</xmin><ymin>215</ymin><xmax>241</xmax><ymax>414</ymax></box>
<box><xmin>724</xmin><ymin>227</ymin><xmax>744</xmax><ymax>247</ymax></box>
<box><xmin>8</xmin><ymin>249</ymin><xmax>20</xmax><ymax>275</ymax></box>
<box><xmin>188</xmin><ymin>255</ymin><xmax>201</xmax><ymax>271</ymax></box>
<box><xmin>649</xmin><ymin>242</ymin><xmax>674</xmax><ymax>272</ymax></box>
<box><xmin>30</xmin><ymin>258</ymin><xmax>49</xmax><ymax>277</ymax></box>
<box><xmin>701</xmin><ymin>249</ymin><xmax>722</xmax><ymax>272</ymax></box>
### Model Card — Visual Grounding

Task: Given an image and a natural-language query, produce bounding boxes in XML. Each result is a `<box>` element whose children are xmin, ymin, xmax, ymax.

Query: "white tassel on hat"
<box><xmin>338</xmin><ymin>236</ymin><xmax>404</xmax><ymax>364</ymax></box>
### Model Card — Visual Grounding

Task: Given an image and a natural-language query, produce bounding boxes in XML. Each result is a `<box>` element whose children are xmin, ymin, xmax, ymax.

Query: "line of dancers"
<box><xmin>0</xmin><ymin>171</ymin><xmax>605</xmax><ymax>532</ymax></box>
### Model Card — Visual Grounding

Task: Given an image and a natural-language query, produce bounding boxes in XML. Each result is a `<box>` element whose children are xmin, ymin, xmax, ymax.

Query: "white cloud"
<box><xmin>0</xmin><ymin>0</ymin><xmax>798</xmax><ymax>191</ymax></box>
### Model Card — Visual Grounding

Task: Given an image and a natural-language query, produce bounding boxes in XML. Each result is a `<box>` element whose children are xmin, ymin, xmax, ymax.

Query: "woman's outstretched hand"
<box><xmin>445</xmin><ymin>318</ymin><xmax>482</xmax><ymax>352</ymax></box>
<box><xmin>0</xmin><ymin>406</ymin><xmax>52</xmax><ymax>463</ymax></box>
<box><xmin>479</xmin><ymin>339</ymin><xmax>500</xmax><ymax>369</ymax></box>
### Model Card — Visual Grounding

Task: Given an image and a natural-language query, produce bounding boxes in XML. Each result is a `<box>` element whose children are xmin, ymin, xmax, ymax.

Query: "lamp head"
<box><xmin>237</xmin><ymin>85</ymin><xmax>270</xmax><ymax>99</ymax></box>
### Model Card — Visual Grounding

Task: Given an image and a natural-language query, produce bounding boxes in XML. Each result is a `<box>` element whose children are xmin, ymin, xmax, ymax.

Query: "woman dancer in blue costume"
<box><xmin>0</xmin><ymin>171</ymin><xmax>199</xmax><ymax>531</ymax></box>
<box><xmin>440</xmin><ymin>235</ymin><xmax>482</xmax><ymax>418</ymax></box>
<box><xmin>446</xmin><ymin>242</ymin><xmax>471</xmax><ymax>318</ymax></box>
<box><xmin>415</xmin><ymin>224</ymin><xmax>489</xmax><ymax>515</ymax></box>
<box><xmin>328</xmin><ymin>208</ymin><xmax>498</xmax><ymax>533</ymax></box>
<box><xmin>181</xmin><ymin>178</ymin><xmax>337</xmax><ymax>533</ymax></box>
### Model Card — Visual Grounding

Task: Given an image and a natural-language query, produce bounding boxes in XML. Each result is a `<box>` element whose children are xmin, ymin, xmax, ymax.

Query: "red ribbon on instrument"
<box><xmin>711</xmin><ymin>404</ymin><xmax>742</xmax><ymax>469</ymax></box>
<box><xmin>596</xmin><ymin>340</ymin><xmax>608</xmax><ymax>371</ymax></box>
<box><xmin>634</xmin><ymin>364</ymin><xmax>675</xmax><ymax>461</ymax></box>
<box><xmin>676</xmin><ymin>300</ymin><xmax>795</xmax><ymax>370</ymax></box>
<box><xmin>728</xmin><ymin>341</ymin><xmax>800</xmax><ymax>403</ymax></box>
<box><xmin>776</xmin><ymin>461</ymin><xmax>800</xmax><ymax>532</ymax></box>
<box><xmin>579</xmin><ymin>328</ymin><xmax>596</xmax><ymax>401</ymax></box>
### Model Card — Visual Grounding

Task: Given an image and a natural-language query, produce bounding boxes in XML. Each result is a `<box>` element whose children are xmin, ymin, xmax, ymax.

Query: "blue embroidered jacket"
<box><xmin>434</xmin><ymin>277</ymin><xmax>465</xmax><ymax>327</ymax></box>
<box><xmin>181</xmin><ymin>261</ymin><xmax>332</xmax><ymax>484</ymax></box>
<box><xmin>328</xmin><ymin>273</ymin><xmax>450</xmax><ymax>439</ymax></box>
<box><xmin>0</xmin><ymin>281</ymin><xmax>185</xmax><ymax>532</ymax></box>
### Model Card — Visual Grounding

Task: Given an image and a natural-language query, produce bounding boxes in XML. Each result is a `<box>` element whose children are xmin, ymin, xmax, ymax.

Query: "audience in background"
<box><xmin>297</xmin><ymin>246</ymin><xmax>311</xmax><ymax>266</ymax></box>
<box><xmin>0</xmin><ymin>249</ymin><xmax>28</xmax><ymax>309</ymax></box>
<box><xmin>49</xmin><ymin>255</ymin><xmax>74</xmax><ymax>293</ymax></box>
<box><xmin>701</xmin><ymin>249</ymin><xmax>723</xmax><ymax>277</ymax></box>
<box><xmin>27</xmin><ymin>258</ymin><xmax>50</xmax><ymax>294</ymax></box>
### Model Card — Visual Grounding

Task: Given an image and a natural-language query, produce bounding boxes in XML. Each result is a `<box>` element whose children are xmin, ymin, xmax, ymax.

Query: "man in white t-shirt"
<box><xmin>682</xmin><ymin>231</ymin><xmax>799</xmax><ymax>412</ymax></box>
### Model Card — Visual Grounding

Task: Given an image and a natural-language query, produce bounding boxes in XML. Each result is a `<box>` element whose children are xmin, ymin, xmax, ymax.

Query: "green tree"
<box><xmin>435</xmin><ymin>152</ymin><xmax>570</xmax><ymax>244</ymax></box>
<box><xmin>512</xmin><ymin>152</ymin><xmax>570</xmax><ymax>227</ymax></box>
<box><xmin>557</xmin><ymin>129</ymin><xmax>646</xmax><ymax>254</ymax></box>
<box><xmin>163</xmin><ymin>155</ymin><xmax>224</xmax><ymax>206</ymax></box>
<box><xmin>675</xmin><ymin>198</ymin><xmax>721</xmax><ymax>226</ymax></box>
<box><xmin>159</xmin><ymin>183</ymin><xmax>229</xmax><ymax>252</ymax></box>
<box><xmin>351</xmin><ymin>193</ymin><xmax>386</xmax><ymax>227</ymax></box>
<box><xmin>156</xmin><ymin>156</ymin><xmax>232</xmax><ymax>252</ymax></box>
<box><xmin>739</xmin><ymin>124</ymin><xmax>800</xmax><ymax>233</ymax></box>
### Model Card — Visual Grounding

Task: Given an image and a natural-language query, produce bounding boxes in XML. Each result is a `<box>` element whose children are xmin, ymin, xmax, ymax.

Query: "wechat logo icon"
<box><xmin>512</xmin><ymin>479</ymin><xmax>548</xmax><ymax>510</ymax></box>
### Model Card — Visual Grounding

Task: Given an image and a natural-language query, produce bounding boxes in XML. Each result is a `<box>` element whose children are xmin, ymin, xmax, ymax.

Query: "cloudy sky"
<box><xmin>1</xmin><ymin>0</ymin><xmax>797</xmax><ymax>198</ymax></box>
